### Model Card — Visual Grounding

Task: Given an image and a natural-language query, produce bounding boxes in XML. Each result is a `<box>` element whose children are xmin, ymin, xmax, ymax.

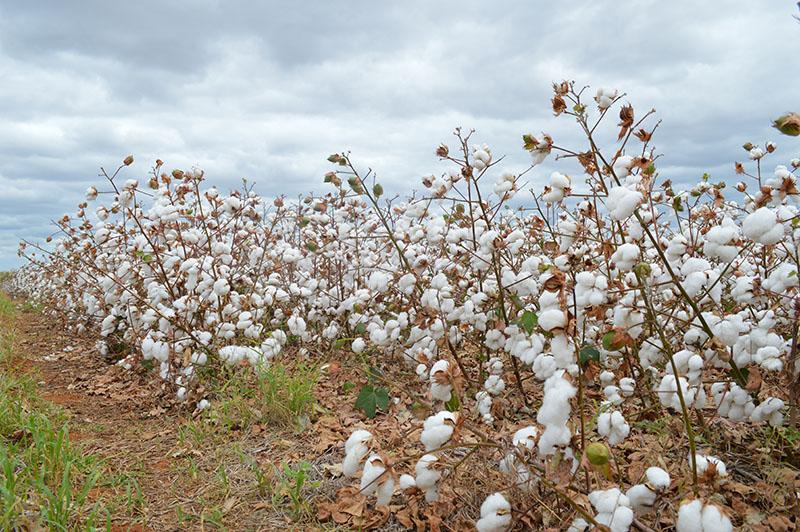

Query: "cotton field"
<box><xmin>6</xmin><ymin>81</ymin><xmax>800</xmax><ymax>530</ymax></box>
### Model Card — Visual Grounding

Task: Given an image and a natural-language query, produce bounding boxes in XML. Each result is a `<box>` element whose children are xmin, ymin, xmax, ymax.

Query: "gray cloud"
<box><xmin>1</xmin><ymin>0</ymin><xmax>799</xmax><ymax>268</ymax></box>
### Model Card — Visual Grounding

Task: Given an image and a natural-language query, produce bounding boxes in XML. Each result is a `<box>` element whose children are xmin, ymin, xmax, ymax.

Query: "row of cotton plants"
<box><xmin>8</xmin><ymin>81</ymin><xmax>799</xmax><ymax>530</ymax></box>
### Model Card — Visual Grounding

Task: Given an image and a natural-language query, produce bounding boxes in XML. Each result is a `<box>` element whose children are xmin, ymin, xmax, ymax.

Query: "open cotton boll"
<box><xmin>538</xmin><ymin>309</ymin><xmax>567</xmax><ymax>332</ymax></box>
<box><xmin>421</xmin><ymin>411</ymin><xmax>458</xmax><ymax>451</ymax></box>
<box><xmin>700</xmin><ymin>502</ymin><xmax>733</xmax><ymax>532</ymax></box>
<box><xmin>399</xmin><ymin>474</ymin><xmax>416</xmax><ymax>490</ymax></box>
<box><xmin>690</xmin><ymin>453</ymin><xmax>727</xmax><ymax>478</ymax></box>
<box><xmin>343</xmin><ymin>429</ymin><xmax>372</xmax><ymax>478</ymax></box>
<box><xmin>594</xmin><ymin>87</ymin><xmax>618</xmax><ymax>110</ymax></box>
<box><xmin>475</xmin><ymin>493</ymin><xmax>511</xmax><ymax>532</ymax></box>
<box><xmin>610</xmin><ymin>243</ymin><xmax>640</xmax><ymax>271</ymax></box>
<box><xmin>415</xmin><ymin>454</ymin><xmax>441</xmax><ymax>502</ymax></box>
<box><xmin>567</xmin><ymin>518</ymin><xmax>589</xmax><ymax>532</ymax></box>
<box><xmin>597</xmin><ymin>409</ymin><xmax>630</xmax><ymax>446</ymax></box>
<box><xmin>750</xmin><ymin>397</ymin><xmax>785</xmax><ymax>427</ymax></box>
<box><xmin>703</xmin><ymin>219</ymin><xmax>740</xmax><ymax>262</ymax></box>
<box><xmin>677</xmin><ymin>499</ymin><xmax>732</xmax><ymax>532</ymax></box>
<box><xmin>537</xmin><ymin>371</ymin><xmax>576</xmax><ymax>455</ymax></box>
<box><xmin>626</xmin><ymin>483</ymin><xmax>657</xmax><ymax>514</ymax></box>
<box><xmin>351</xmin><ymin>337</ymin><xmax>366</xmax><ymax>353</ymax></box>
<box><xmin>429</xmin><ymin>359</ymin><xmax>453</xmax><ymax>402</ymax></box>
<box><xmin>360</xmin><ymin>455</ymin><xmax>394</xmax><ymax>506</ymax></box>
<box><xmin>646</xmin><ymin>467</ymin><xmax>671</xmax><ymax>491</ymax></box>
<box><xmin>543</xmin><ymin>172</ymin><xmax>571</xmax><ymax>203</ymax></box>
<box><xmin>606</xmin><ymin>186</ymin><xmax>643</xmax><ymax>221</ymax></box>
<box><xmin>742</xmin><ymin>207</ymin><xmax>784</xmax><ymax>245</ymax></box>
<box><xmin>589</xmin><ymin>488</ymin><xmax>633</xmax><ymax>532</ymax></box>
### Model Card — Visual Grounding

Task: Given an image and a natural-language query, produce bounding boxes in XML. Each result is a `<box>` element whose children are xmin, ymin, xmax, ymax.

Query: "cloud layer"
<box><xmin>1</xmin><ymin>0</ymin><xmax>798</xmax><ymax>269</ymax></box>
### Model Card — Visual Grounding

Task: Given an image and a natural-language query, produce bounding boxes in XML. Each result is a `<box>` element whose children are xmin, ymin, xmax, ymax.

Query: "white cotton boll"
<box><xmin>421</xmin><ymin>411</ymin><xmax>458</xmax><ymax>451</ymax></box>
<box><xmin>600</xmin><ymin>371</ymin><xmax>616</xmax><ymax>386</ymax></box>
<box><xmin>742</xmin><ymin>207</ymin><xmax>784</xmax><ymax>245</ymax></box>
<box><xmin>429</xmin><ymin>359</ymin><xmax>452</xmax><ymax>402</ymax></box>
<box><xmin>360</xmin><ymin>455</ymin><xmax>394</xmax><ymax>506</ymax></box>
<box><xmin>610</xmin><ymin>243</ymin><xmax>640</xmax><ymax>271</ymax></box>
<box><xmin>484</xmin><ymin>374</ymin><xmax>506</xmax><ymax>395</ymax></box>
<box><xmin>597</xmin><ymin>410</ymin><xmax>630</xmax><ymax>446</ymax></box>
<box><xmin>415</xmin><ymin>454</ymin><xmax>441</xmax><ymax>502</ymax></box>
<box><xmin>604</xmin><ymin>385</ymin><xmax>624</xmax><ymax>406</ymax></box>
<box><xmin>537</xmin><ymin>371</ymin><xmax>576</xmax><ymax>455</ymax></box>
<box><xmin>700</xmin><ymin>503</ymin><xmax>733</xmax><ymax>532</ymax></box>
<box><xmin>567</xmin><ymin>518</ymin><xmax>589</xmax><ymax>532</ymax></box>
<box><xmin>512</xmin><ymin>426</ymin><xmax>538</xmax><ymax>450</ymax></box>
<box><xmin>538</xmin><ymin>309</ymin><xmax>567</xmax><ymax>332</ymax></box>
<box><xmin>677</xmin><ymin>499</ymin><xmax>703</xmax><ymax>532</ymax></box>
<box><xmin>399</xmin><ymin>474</ymin><xmax>416</xmax><ymax>490</ymax></box>
<box><xmin>619</xmin><ymin>378</ymin><xmax>635</xmax><ymax>397</ymax></box>
<box><xmin>213</xmin><ymin>278</ymin><xmax>230</xmax><ymax>296</ymax></box>
<box><xmin>589</xmin><ymin>488</ymin><xmax>633</xmax><ymax>532</ymax></box>
<box><xmin>750</xmin><ymin>397</ymin><xmax>785</xmax><ymax>427</ymax></box>
<box><xmin>606</xmin><ymin>186</ymin><xmax>643</xmax><ymax>221</ymax></box>
<box><xmin>475</xmin><ymin>493</ymin><xmax>511</xmax><ymax>532</ymax></box>
<box><xmin>626</xmin><ymin>484</ymin><xmax>656</xmax><ymax>514</ymax></box>
<box><xmin>691</xmin><ymin>453</ymin><xmax>727</xmax><ymax>478</ymax></box>
<box><xmin>196</xmin><ymin>399</ymin><xmax>210</xmax><ymax>411</ymax></box>
<box><xmin>532</xmin><ymin>353</ymin><xmax>556</xmax><ymax>379</ymax></box>
<box><xmin>594</xmin><ymin>87</ymin><xmax>618</xmax><ymax>110</ymax></box>
<box><xmin>343</xmin><ymin>430</ymin><xmax>372</xmax><ymax>477</ymax></box>
<box><xmin>703</xmin><ymin>219</ymin><xmax>740</xmax><ymax>262</ymax></box>
<box><xmin>543</xmin><ymin>172</ymin><xmax>570</xmax><ymax>203</ymax></box>
<box><xmin>645</xmin><ymin>467</ymin><xmax>671</xmax><ymax>491</ymax></box>
<box><xmin>351</xmin><ymin>337</ymin><xmax>366</xmax><ymax>353</ymax></box>
<box><xmin>613</xmin><ymin>156</ymin><xmax>635</xmax><ymax>177</ymax></box>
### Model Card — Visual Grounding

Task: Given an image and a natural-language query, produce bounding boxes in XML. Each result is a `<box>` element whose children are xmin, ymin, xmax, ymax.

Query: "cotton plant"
<box><xmin>9</xmin><ymin>80</ymin><xmax>799</xmax><ymax>530</ymax></box>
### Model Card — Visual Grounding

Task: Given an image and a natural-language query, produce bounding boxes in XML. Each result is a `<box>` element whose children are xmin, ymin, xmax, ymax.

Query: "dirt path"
<box><xmin>8</xmin><ymin>302</ymin><xmax>353</xmax><ymax>531</ymax></box>
<box><xmin>5</xmin><ymin>299</ymin><xmax>427</xmax><ymax>531</ymax></box>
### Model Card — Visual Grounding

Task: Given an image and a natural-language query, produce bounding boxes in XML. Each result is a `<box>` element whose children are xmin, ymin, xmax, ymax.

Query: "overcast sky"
<box><xmin>1</xmin><ymin>1</ymin><xmax>798</xmax><ymax>269</ymax></box>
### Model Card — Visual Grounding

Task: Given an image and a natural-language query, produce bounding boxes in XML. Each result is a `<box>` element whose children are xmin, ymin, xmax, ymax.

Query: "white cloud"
<box><xmin>1</xmin><ymin>0</ymin><xmax>799</xmax><ymax>269</ymax></box>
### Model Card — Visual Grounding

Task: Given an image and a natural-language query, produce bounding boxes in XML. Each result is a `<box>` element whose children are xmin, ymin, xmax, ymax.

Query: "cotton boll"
<box><xmin>343</xmin><ymin>430</ymin><xmax>372</xmax><ymax>477</ymax></box>
<box><xmin>645</xmin><ymin>467</ymin><xmax>671</xmax><ymax>491</ymax></box>
<box><xmin>700</xmin><ymin>503</ymin><xmax>733</xmax><ymax>532</ymax></box>
<box><xmin>594</xmin><ymin>87</ymin><xmax>619</xmax><ymax>110</ymax></box>
<box><xmin>610</xmin><ymin>243</ymin><xmax>640</xmax><ymax>271</ymax></box>
<box><xmin>750</xmin><ymin>397</ymin><xmax>785</xmax><ymax>427</ymax></box>
<box><xmin>415</xmin><ymin>454</ymin><xmax>441</xmax><ymax>502</ymax></box>
<box><xmin>597</xmin><ymin>410</ymin><xmax>630</xmax><ymax>446</ymax></box>
<box><xmin>676</xmin><ymin>499</ymin><xmax>703</xmax><ymax>532</ymax></box>
<box><xmin>743</xmin><ymin>207</ymin><xmax>784</xmax><ymax>245</ymax></box>
<box><xmin>538</xmin><ymin>309</ymin><xmax>567</xmax><ymax>332</ymax></box>
<box><xmin>429</xmin><ymin>359</ymin><xmax>453</xmax><ymax>402</ymax></box>
<box><xmin>360</xmin><ymin>455</ymin><xmax>394</xmax><ymax>506</ymax></box>
<box><xmin>589</xmin><ymin>488</ymin><xmax>633</xmax><ymax>532</ymax></box>
<box><xmin>475</xmin><ymin>493</ymin><xmax>511</xmax><ymax>532</ymax></box>
<box><xmin>677</xmin><ymin>500</ymin><xmax>732</xmax><ymax>532</ymax></box>
<box><xmin>399</xmin><ymin>474</ymin><xmax>416</xmax><ymax>490</ymax></box>
<box><xmin>537</xmin><ymin>371</ymin><xmax>576</xmax><ymax>455</ymax></box>
<box><xmin>626</xmin><ymin>484</ymin><xmax>656</xmax><ymax>514</ymax></box>
<box><xmin>352</xmin><ymin>337</ymin><xmax>366</xmax><ymax>353</ymax></box>
<box><xmin>567</xmin><ymin>518</ymin><xmax>589</xmax><ymax>532</ymax></box>
<box><xmin>606</xmin><ymin>187</ymin><xmax>643</xmax><ymax>221</ymax></box>
<box><xmin>421</xmin><ymin>411</ymin><xmax>458</xmax><ymax>451</ymax></box>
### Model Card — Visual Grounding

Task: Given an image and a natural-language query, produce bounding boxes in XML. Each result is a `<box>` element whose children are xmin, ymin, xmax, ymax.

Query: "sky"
<box><xmin>1</xmin><ymin>0</ymin><xmax>799</xmax><ymax>269</ymax></box>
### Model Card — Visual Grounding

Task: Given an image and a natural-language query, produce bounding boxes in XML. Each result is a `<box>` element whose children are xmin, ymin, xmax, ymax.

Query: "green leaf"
<box><xmin>579</xmin><ymin>345</ymin><xmax>600</xmax><ymax>366</ymax></box>
<box><xmin>445</xmin><ymin>393</ymin><xmax>460</xmax><ymax>412</ymax></box>
<box><xmin>672</xmin><ymin>196</ymin><xmax>684</xmax><ymax>212</ymax></box>
<box><xmin>518</xmin><ymin>310</ymin><xmax>538</xmax><ymax>335</ymax></box>
<box><xmin>341</xmin><ymin>381</ymin><xmax>355</xmax><ymax>393</ymax></box>
<box><xmin>355</xmin><ymin>385</ymin><xmax>390</xmax><ymax>419</ymax></box>
<box><xmin>602</xmin><ymin>331</ymin><xmax>616</xmax><ymax>351</ymax></box>
<box><xmin>354</xmin><ymin>323</ymin><xmax>367</xmax><ymax>335</ymax></box>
